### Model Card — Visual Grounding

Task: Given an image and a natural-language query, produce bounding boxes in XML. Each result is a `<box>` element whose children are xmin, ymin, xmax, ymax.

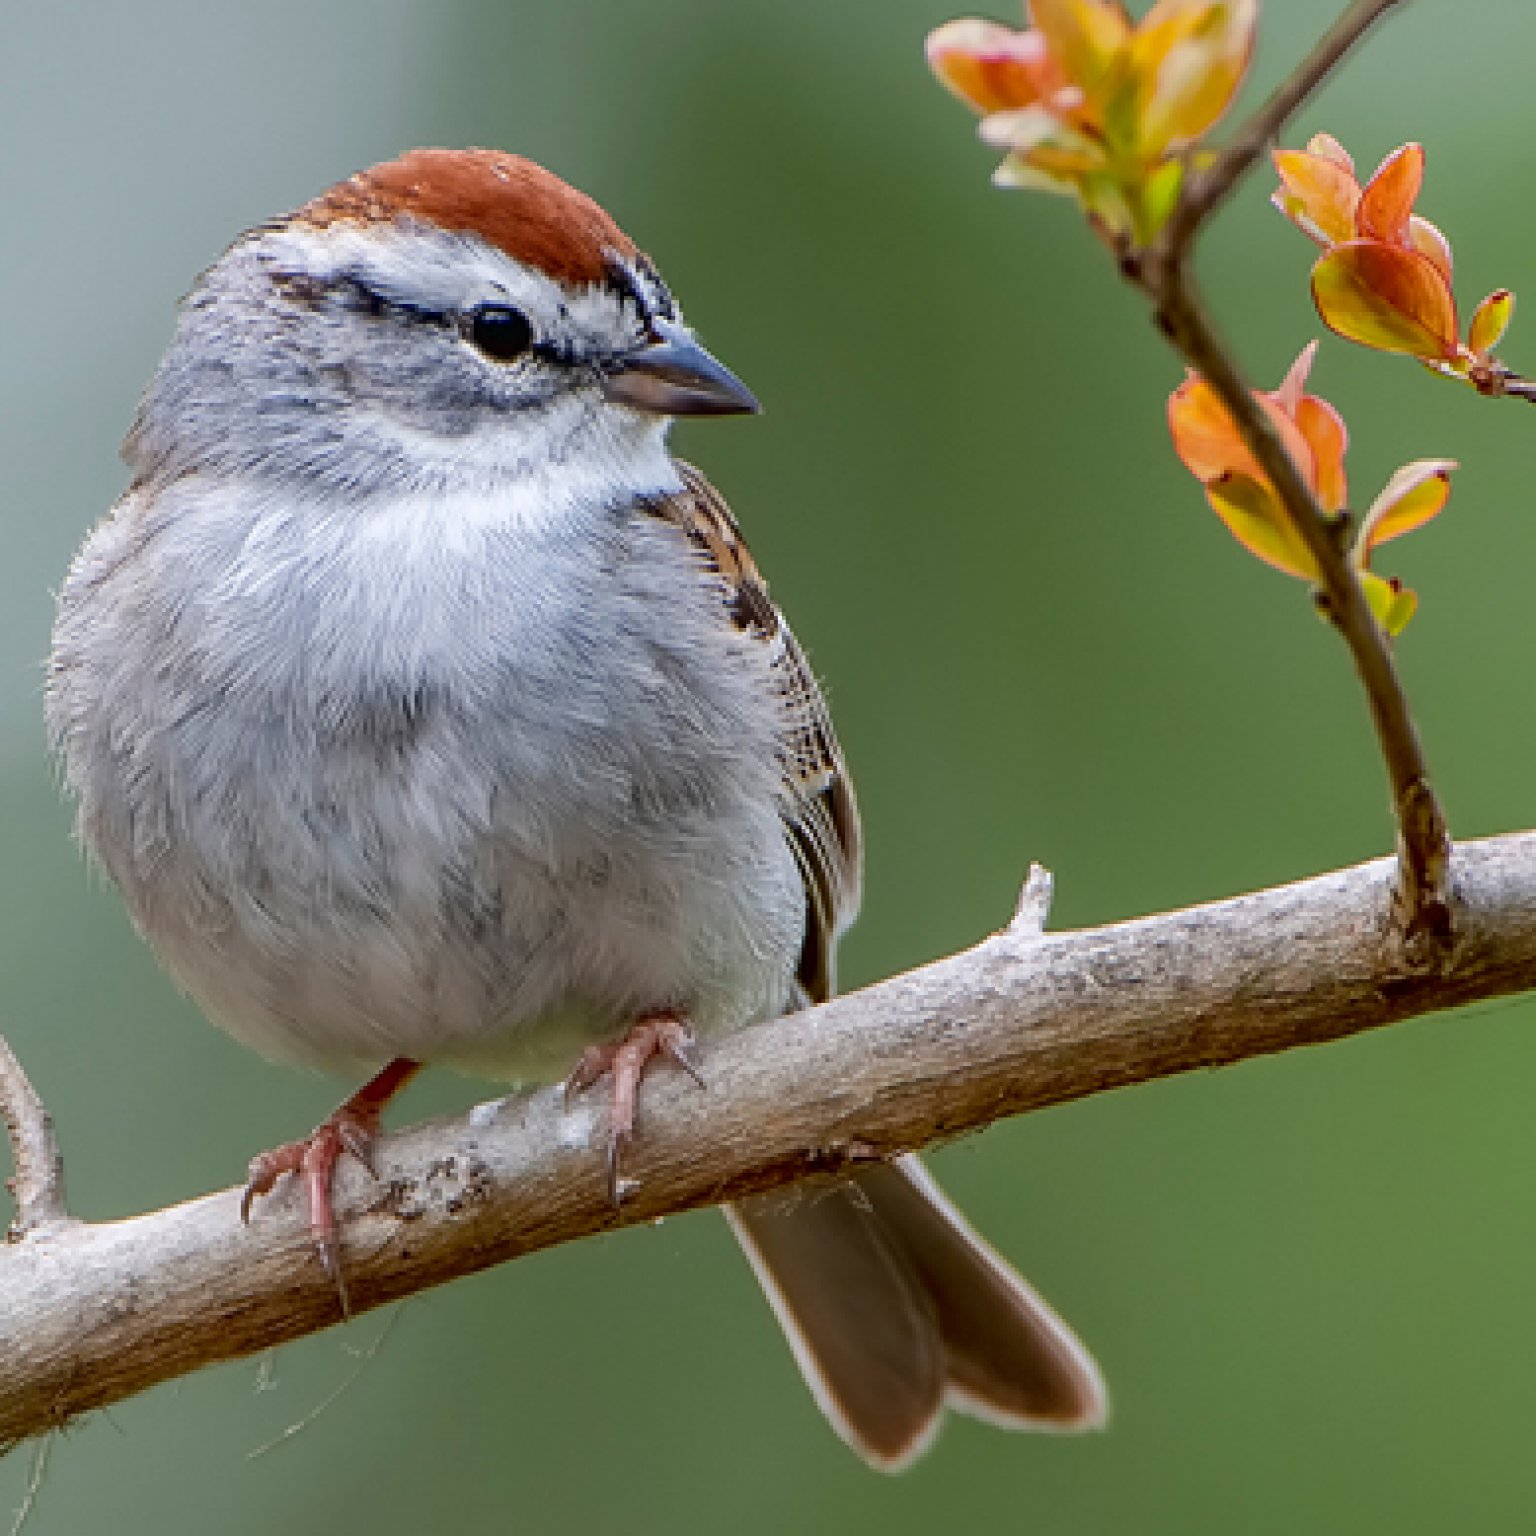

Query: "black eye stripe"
<box><xmin>269</xmin><ymin>269</ymin><xmax>455</xmax><ymax>331</ymax></box>
<box><xmin>465</xmin><ymin>304</ymin><xmax>534</xmax><ymax>363</ymax></box>
<box><xmin>270</xmin><ymin>271</ymin><xmax>593</xmax><ymax>372</ymax></box>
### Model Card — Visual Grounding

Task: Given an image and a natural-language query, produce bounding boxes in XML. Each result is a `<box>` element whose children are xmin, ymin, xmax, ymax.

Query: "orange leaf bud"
<box><xmin>1355</xmin><ymin>142</ymin><xmax>1424</xmax><ymax>245</ymax></box>
<box><xmin>926</xmin><ymin>19</ymin><xmax>1065</xmax><ymax>114</ymax></box>
<box><xmin>1027</xmin><ymin>0</ymin><xmax>1132</xmax><ymax>93</ymax></box>
<box><xmin>1271</xmin><ymin>147</ymin><xmax>1360</xmax><ymax>246</ymax></box>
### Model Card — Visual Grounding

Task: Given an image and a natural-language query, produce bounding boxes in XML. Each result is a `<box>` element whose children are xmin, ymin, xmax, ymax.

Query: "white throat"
<box><xmin>346</xmin><ymin>406</ymin><xmax>682</xmax><ymax>551</ymax></box>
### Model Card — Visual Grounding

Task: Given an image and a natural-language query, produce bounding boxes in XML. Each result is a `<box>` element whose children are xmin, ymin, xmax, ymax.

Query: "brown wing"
<box><xmin>643</xmin><ymin>462</ymin><xmax>861</xmax><ymax>1005</ymax></box>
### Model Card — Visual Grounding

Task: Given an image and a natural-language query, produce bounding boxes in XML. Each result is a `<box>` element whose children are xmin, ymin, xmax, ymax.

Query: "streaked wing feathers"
<box><xmin>644</xmin><ymin>462</ymin><xmax>861</xmax><ymax>1005</ymax></box>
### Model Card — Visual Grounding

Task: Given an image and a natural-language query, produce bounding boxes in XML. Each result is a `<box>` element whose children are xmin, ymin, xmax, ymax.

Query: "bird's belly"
<box><xmin>118</xmin><ymin>675</ymin><xmax>804</xmax><ymax>1081</ymax></box>
<box><xmin>50</xmin><ymin>488</ymin><xmax>806</xmax><ymax>1082</ymax></box>
<box><xmin>109</xmin><ymin>704</ymin><xmax>804</xmax><ymax>1081</ymax></box>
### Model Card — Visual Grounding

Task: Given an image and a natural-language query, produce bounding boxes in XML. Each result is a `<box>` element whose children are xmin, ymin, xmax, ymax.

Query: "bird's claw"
<box><xmin>562</xmin><ymin>1012</ymin><xmax>705</xmax><ymax>1206</ymax></box>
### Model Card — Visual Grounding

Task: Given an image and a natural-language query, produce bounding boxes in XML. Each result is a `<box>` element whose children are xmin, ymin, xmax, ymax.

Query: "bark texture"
<box><xmin>5</xmin><ymin>832</ymin><xmax>1536</xmax><ymax>1450</ymax></box>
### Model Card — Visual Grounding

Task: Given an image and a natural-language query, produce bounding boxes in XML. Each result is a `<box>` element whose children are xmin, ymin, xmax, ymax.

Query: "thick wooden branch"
<box><xmin>7</xmin><ymin>831</ymin><xmax>1536</xmax><ymax>1451</ymax></box>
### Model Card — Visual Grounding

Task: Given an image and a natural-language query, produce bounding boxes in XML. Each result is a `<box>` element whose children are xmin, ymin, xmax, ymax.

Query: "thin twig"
<box><xmin>1131</xmin><ymin>0</ymin><xmax>1449</xmax><ymax>945</ymax></box>
<box><xmin>7</xmin><ymin>1433</ymin><xmax>51</xmax><ymax>1536</ymax></box>
<box><xmin>245</xmin><ymin>1306</ymin><xmax>404</xmax><ymax>1460</ymax></box>
<box><xmin>1473</xmin><ymin>363</ymin><xmax>1536</xmax><ymax>404</ymax></box>
<box><xmin>0</xmin><ymin>1037</ymin><xmax>68</xmax><ymax>1240</ymax></box>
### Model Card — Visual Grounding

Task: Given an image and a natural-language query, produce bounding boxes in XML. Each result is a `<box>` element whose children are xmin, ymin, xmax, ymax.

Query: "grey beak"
<box><xmin>600</xmin><ymin>318</ymin><xmax>760</xmax><ymax>417</ymax></box>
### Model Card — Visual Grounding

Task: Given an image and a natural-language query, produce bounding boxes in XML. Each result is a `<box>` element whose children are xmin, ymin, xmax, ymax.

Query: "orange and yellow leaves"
<box><xmin>926</xmin><ymin>20</ymin><xmax>1070</xmax><ymax>115</ymax></box>
<box><xmin>1030</xmin><ymin>0</ymin><xmax>1131</xmax><ymax>92</ymax></box>
<box><xmin>927</xmin><ymin>0</ymin><xmax>1257</xmax><ymax>242</ymax></box>
<box><xmin>1273</xmin><ymin>135</ymin><xmax>1513</xmax><ymax>381</ymax></box>
<box><xmin>1168</xmin><ymin>345</ymin><xmax>1452</xmax><ymax>633</ymax></box>
<box><xmin>1358</xmin><ymin>459</ymin><xmax>1455</xmax><ymax>554</ymax></box>
<box><xmin>929</xmin><ymin>16</ymin><xmax>1479</xmax><ymax>635</ymax></box>
<box><xmin>1311</xmin><ymin>242</ymin><xmax>1459</xmax><ymax>361</ymax></box>
<box><xmin>1128</xmin><ymin>0</ymin><xmax>1258</xmax><ymax>154</ymax></box>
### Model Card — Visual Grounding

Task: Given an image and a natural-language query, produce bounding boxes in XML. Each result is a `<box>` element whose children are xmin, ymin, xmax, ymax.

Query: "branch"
<box><xmin>1472</xmin><ymin>362</ymin><xmax>1536</xmax><ymax>404</ymax></box>
<box><xmin>7</xmin><ymin>830</ymin><xmax>1536</xmax><ymax>1451</ymax></box>
<box><xmin>1129</xmin><ymin>0</ymin><xmax>1450</xmax><ymax>943</ymax></box>
<box><xmin>0</xmin><ymin>1035</ymin><xmax>69</xmax><ymax>1240</ymax></box>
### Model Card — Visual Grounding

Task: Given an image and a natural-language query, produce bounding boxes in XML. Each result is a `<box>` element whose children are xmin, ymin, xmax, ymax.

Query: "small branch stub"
<box><xmin>1009</xmin><ymin>862</ymin><xmax>1055</xmax><ymax>937</ymax></box>
<box><xmin>0</xmin><ymin>1034</ymin><xmax>70</xmax><ymax>1239</ymax></box>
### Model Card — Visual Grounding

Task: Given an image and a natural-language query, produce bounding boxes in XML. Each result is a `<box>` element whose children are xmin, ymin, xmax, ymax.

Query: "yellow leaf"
<box><xmin>992</xmin><ymin>153</ymin><xmax>1083</xmax><ymax>196</ymax></box>
<box><xmin>1028</xmin><ymin>0</ymin><xmax>1132</xmax><ymax>92</ymax></box>
<box><xmin>1311</xmin><ymin>242</ymin><xmax>1459</xmax><ymax>361</ymax></box>
<box><xmin>1130</xmin><ymin>0</ymin><xmax>1257</xmax><ymax>155</ymax></box>
<box><xmin>1204</xmin><ymin>472</ymin><xmax>1318</xmax><ymax>580</ymax></box>
<box><xmin>1138</xmin><ymin>156</ymin><xmax>1186</xmax><ymax>238</ymax></box>
<box><xmin>1385</xmin><ymin>586</ymin><xmax>1417</xmax><ymax>634</ymax></box>
<box><xmin>1357</xmin><ymin>459</ymin><xmax>1456</xmax><ymax>554</ymax></box>
<box><xmin>1358</xmin><ymin>570</ymin><xmax>1417</xmax><ymax>635</ymax></box>
<box><xmin>1469</xmin><ymin>288</ymin><xmax>1514</xmax><ymax>358</ymax></box>
<box><xmin>980</xmin><ymin>105</ymin><xmax>1105</xmax><ymax>182</ymax></box>
<box><xmin>1306</xmin><ymin>133</ymin><xmax>1354</xmax><ymax>175</ymax></box>
<box><xmin>1272</xmin><ymin>148</ymin><xmax>1360</xmax><ymax>246</ymax></box>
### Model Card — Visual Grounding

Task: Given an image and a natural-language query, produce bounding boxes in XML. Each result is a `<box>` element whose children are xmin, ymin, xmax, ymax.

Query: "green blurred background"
<box><xmin>4</xmin><ymin>1</ymin><xmax>1536</xmax><ymax>1530</ymax></box>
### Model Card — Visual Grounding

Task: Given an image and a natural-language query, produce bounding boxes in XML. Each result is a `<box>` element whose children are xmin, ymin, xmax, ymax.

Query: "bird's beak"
<box><xmin>600</xmin><ymin>318</ymin><xmax>760</xmax><ymax>417</ymax></box>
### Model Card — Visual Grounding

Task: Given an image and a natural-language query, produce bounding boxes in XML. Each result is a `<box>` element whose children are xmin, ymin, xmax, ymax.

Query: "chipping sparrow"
<box><xmin>46</xmin><ymin>148</ymin><xmax>1106</xmax><ymax>1469</ymax></box>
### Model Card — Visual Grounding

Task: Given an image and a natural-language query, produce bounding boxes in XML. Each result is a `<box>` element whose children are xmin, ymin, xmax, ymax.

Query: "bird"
<box><xmin>46</xmin><ymin>147</ymin><xmax>1107</xmax><ymax>1469</ymax></box>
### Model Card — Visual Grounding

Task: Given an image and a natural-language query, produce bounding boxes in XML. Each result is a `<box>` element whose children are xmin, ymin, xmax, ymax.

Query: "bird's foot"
<box><xmin>241</xmin><ymin>1056</ymin><xmax>421</xmax><ymax>1315</ymax></box>
<box><xmin>563</xmin><ymin>1013</ymin><xmax>705</xmax><ymax>1204</ymax></box>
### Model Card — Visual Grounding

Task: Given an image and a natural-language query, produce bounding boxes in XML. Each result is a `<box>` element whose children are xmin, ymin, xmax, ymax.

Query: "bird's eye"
<box><xmin>466</xmin><ymin>305</ymin><xmax>534</xmax><ymax>363</ymax></box>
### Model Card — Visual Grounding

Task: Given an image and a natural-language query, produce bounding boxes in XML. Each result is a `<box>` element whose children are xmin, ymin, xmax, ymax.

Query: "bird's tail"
<box><xmin>725</xmin><ymin>1154</ymin><xmax>1106</xmax><ymax>1470</ymax></box>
